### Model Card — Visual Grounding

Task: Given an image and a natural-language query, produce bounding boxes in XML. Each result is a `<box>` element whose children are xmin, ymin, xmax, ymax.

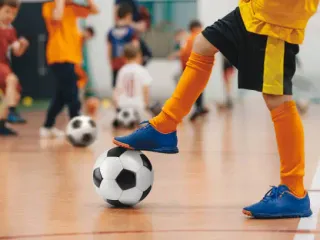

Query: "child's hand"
<box><xmin>19</xmin><ymin>37</ymin><xmax>29</xmax><ymax>48</ymax></box>
<box><xmin>53</xmin><ymin>0</ymin><xmax>66</xmax><ymax>21</ymax></box>
<box><xmin>11</xmin><ymin>41</ymin><xmax>20</xmax><ymax>51</ymax></box>
<box><xmin>11</xmin><ymin>37</ymin><xmax>29</xmax><ymax>56</ymax></box>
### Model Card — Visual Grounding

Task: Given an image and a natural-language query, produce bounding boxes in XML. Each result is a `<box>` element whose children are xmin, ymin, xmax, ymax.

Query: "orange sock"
<box><xmin>150</xmin><ymin>52</ymin><xmax>215</xmax><ymax>133</ymax></box>
<box><xmin>271</xmin><ymin>101</ymin><xmax>305</xmax><ymax>197</ymax></box>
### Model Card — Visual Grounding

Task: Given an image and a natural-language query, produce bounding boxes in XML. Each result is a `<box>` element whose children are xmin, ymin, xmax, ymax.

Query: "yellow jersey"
<box><xmin>239</xmin><ymin>0</ymin><xmax>320</xmax><ymax>44</ymax></box>
<box><xmin>42</xmin><ymin>2</ymin><xmax>90</xmax><ymax>65</ymax></box>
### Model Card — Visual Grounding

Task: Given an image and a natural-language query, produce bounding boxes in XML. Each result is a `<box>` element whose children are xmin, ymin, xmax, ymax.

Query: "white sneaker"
<box><xmin>40</xmin><ymin>127</ymin><xmax>65</xmax><ymax>138</ymax></box>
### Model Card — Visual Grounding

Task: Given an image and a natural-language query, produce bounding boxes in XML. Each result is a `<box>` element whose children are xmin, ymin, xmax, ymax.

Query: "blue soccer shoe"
<box><xmin>243</xmin><ymin>185</ymin><xmax>312</xmax><ymax>219</ymax></box>
<box><xmin>113</xmin><ymin>121</ymin><xmax>179</xmax><ymax>154</ymax></box>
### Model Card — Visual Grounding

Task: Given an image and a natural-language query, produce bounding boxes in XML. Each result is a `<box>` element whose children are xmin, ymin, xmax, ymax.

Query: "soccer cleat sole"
<box><xmin>112</xmin><ymin>139</ymin><xmax>134</xmax><ymax>150</ymax></box>
<box><xmin>242</xmin><ymin>209</ymin><xmax>313</xmax><ymax>219</ymax></box>
<box><xmin>7</xmin><ymin>120</ymin><xmax>27</xmax><ymax>124</ymax></box>
<box><xmin>113</xmin><ymin>139</ymin><xmax>179</xmax><ymax>154</ymax></box>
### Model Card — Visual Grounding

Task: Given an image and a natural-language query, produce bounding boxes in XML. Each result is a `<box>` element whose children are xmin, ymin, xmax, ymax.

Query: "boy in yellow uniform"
<box><xmin>40</xmin><ymin>0</ymin><xmax>98</xmax><ymax>138</ymax></box>
<box><xmin>114</xmin><ymin>0</ymin><xmax>320</xmax><ymax>218</ymax></box>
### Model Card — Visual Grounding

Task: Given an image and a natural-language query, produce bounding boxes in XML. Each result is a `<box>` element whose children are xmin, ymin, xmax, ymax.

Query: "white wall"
<box><xmin>86</xmin><ymin>0</ymin><xmax>113</xmax><ymax>97</ymax></box>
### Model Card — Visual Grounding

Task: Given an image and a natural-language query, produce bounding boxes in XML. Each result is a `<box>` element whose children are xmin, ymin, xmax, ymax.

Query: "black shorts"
<box><xmin>202</xmin><ymin>7</ymin><xmax>299</xmax><ymax>95</ymax></box>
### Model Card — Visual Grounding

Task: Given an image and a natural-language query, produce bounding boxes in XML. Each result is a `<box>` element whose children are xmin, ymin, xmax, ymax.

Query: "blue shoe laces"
<box><xmin>261</xmin><ymin>186</ymin><xmax>285</xmax><ymax>202</ymax></box>
<box><xmin>132</xmin><ymin>121</ymin><xmax>150</xmax><ymax>134</ymax></box>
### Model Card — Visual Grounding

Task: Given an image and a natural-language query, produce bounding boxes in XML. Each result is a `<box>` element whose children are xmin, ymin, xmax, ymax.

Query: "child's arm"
<box><xmin>107</xmin><ymin>31</ymin><xmax>114</xmax><ymax>65</ymax></box>
<box><xmin>112</xmin><ymin>72</ymin><xmax>122</xmax><ymax>109</ymax></box>
<box><xmin>132</xmin><ymin>21</ymin><xmax>147</xmax><ymax>33</ymax></box>
<box><xmin>87</xmin><ymin>0</ymin><xmax>99</xmax><ymax>14</ymax></box>
<box><xmin>168</xmin><ymin>50</ymin><xmax>181</xmax><ymax>60</ymax></box>
<box><xmin>107</xmin><ymin>41</ymin><xmax>113</xmax><ymax>65</ymax></box>
<box><xmin>180</xmin><ymin>36</ymin><xmax>193</xmax><ymax>62</ymax></box>
<box><xmin>72</xmin><ymin>0</ymin><xmax>99</xmax><ymax>18</ymax></box>
<box><xmin>10</xmin><ymin>29</ymin><xmax>29</xmax><ymax>57</ymax></box>
<box><xmin>52</xmin><ymin>0</ymin><xmax>66</xmax><ymax>21</ymax></box>
<box><xmin>112</xmin><ymin>88</ymin><xmax>119</xmax><ymax>109</ymax></box>
<box><xmin>143</xmin><ymin>86</ymin><xmax>150</xmax><ymax>108</ymax></box>
<box><xmin>11</xmin><ymin>37</ymin><xmax>29</xmax><ymax>57</ymax></box>
<box><xmin>139</xmin><ymin>68</ymin><xmax>153</xmax><ymax>108</ymax></box>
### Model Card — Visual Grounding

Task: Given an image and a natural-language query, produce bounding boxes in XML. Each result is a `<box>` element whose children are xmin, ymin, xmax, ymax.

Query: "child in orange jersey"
<box><xmin>0</xmin><ymin>0</ymin><xmax>29</xmax><ymax>136</ymax></box>
<box><xmin>40</xmin><ymin>0</ymin><xmax>98</xmax><ymax>138</ymax></box>
<box><xmin>76</xmin><ymin>26</ymin><xmax>100</xmax><ymax>119</ymax></box>
<box><xmin>114</xmin><ymin>0</ymin><xmax>320</xmax><ymax>219</ymax></box>
<box><xmin>108</xmin><ymin>3</ymin><xmax>138</xmax><ymax>89</ymax></box>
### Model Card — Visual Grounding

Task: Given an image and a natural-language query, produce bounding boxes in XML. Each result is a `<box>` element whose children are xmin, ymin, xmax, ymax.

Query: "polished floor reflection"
<box><xmin>1</xmin><ymin>96</ymin><xmax>320</xmax><ymax>240</ymax></box>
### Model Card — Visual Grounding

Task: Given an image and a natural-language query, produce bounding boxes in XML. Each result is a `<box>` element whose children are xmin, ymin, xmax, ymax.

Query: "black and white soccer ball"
<box><xmin>93</xmin><ymin>147</ymin><xmax>154</xmax><ymax>207</ymax></box>
<box><xmin>116</xmin><ymin>108</ymin><xmax>140</xmax><ymax>128</ymax></box>
<box><xmin>66</xmin><ymin>116</ymin><xmax>97</xmax><ymax>147</ymax></box>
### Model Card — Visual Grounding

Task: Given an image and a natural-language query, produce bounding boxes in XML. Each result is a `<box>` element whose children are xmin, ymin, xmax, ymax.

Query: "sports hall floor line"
<box><xmin>1</xmin><ymin>228</ymin><xmax>320</xmax><ymax>239</ymax></box>
<box><xmin>294</xmin><ymin>158</ymin><xmax>320</xmax><ymax>240</ymax></box>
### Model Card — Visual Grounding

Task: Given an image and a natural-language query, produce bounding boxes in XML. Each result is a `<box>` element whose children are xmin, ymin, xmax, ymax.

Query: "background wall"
<box><xmin>13</xmin><ymin>0</ymin><xmax>320</xmax><ymax>102</ymax></box>
<box><xmin>86</xmin><ymin>0</ymin><xmax>240</xmax><ymax>102</ymax></box>
<box><xmin>85</xmin><ymin>0</ymin><xmax>113</xmax><ymax>98</ymax></box>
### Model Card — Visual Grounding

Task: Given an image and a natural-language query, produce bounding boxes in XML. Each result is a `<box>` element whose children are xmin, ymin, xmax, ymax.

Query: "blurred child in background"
<box><xmin>168</xmin><ymin>29</ymin><xmax>188</xmax><ymax>61</ymax></box>
<box><xmin>108</xmin><ymin>3</ymin><xmax>138</xmax><ymax>90</ymax></box>
<box><xmin>168</xmin><ymin>29</ymin><xmax>188</xmax><ymax>84</ymax></box>
<box><xmin>114</xmin><ymin>0</ymin><xmax>152</xmax><ymax>66</ymax></box>
<box><xmin>41</xmin><ymin>0</ymin><xmax>98</xmax><ymax>138</ymax></box>
<box><xmin>0</xmin><ymin>0</ymin><xmax>29</xmax><ymax>136</ymax></box>
<box><xmin>76</xmin><ymin>26</ymin><xmax>100</xmax><ymax>119</ymax></box>
<box><xmin>76</xmin><ymin>26</ymin><xmax>95</xmax><ymax>93</ymax></box>
<box><xmin>112</xmin><ymin>43</ymin><xmax>153</xmax><ymax>127</ymax></box>
<box><xmin>180</xmin><ymin>20</ymin><xmax>209</xmax><ymax>121</ymax></box>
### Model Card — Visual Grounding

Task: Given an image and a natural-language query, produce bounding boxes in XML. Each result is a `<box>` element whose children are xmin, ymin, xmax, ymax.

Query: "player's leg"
<box><xmin>112</xmin><ymin>70</ymin><xmax>118</xmax><ymax>89</ymax></box>
<box><xmin>6</xmin><ymin>75</ymin><xmax>26</xmax><ymax>124</ymax></box>
<box><xmin>242</xmin><ymin>38</ymin><xmax>311</xmax><ymax>218</ymax></box>
<box><xmin>0</xmin><ymin>104</ymin><xmax>15</xmax><ymax>136</ymax></box>
<box><xmin>0</xmin><ymin>72</ymin><xmax>19</xmax><ymax>135</ymax></box>
<box><xmin>113</xmin><ymin>9</ymin><xmax>240</xmax><ymax>153</ymax></box>
<box><xmin>41</xmin><ymin>64</ymin><xmax>66</xmax><ymax>137</ymax></box>
<box><xmin>61</xmin><ymin>63</ymin><xmax>81</xmax><ymax>119</ymax></box>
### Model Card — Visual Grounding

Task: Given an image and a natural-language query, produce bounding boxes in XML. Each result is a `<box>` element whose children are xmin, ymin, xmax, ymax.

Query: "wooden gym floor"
<box><xmin>1</xmin><ymin>95</ymin><xmax>320</xmax><ymax>240</ymax></box>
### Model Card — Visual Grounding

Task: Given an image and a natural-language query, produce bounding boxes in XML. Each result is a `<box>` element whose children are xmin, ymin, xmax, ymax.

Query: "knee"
<box><xmin>263</xmin><ymin>93</ymin><xmax>292</xmax><ymax>111</ymax></box>
<box><xmin>6</xmin><ymin>74</ymin><xmax>18</xmax><ymax>87</ymax></box>
<box><xmin>193</xmin><ymin>33</ymin><xmax>218</xmax><ymax>56</ymax></box>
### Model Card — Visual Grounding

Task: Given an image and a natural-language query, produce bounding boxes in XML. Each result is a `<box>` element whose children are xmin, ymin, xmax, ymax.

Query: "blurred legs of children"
<box><xmin>40</xmin><ymin>0</ymin><xmax>98</xmax><ymax>138</ymax></box>
<box><xmin>112</xmin><ymin>43</ymin><xmax>153</xmax><ymax>128</ymax></box>
<box><xmin>0</xmin><ymin>0</ymin><xmax>29</xmax><ymax>136</ymax></box>
<box><xmin>218</xmin><ymin>57</ymin><xmax>235</xmax><ymax>110</ymax></box>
